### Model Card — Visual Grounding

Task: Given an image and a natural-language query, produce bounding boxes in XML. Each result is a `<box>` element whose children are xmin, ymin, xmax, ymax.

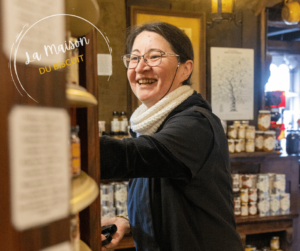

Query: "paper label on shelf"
<box><xmin>2</xmin><ymin>0</ymin><xmax>65</xmax><ymax>65</ymax></box>
<box><xmin>97</xmin><ymin>54</ymin><xmax>112</xmax><ymax>76</ymax></box>
<box><xmin>9</xmin><ymin>106</ymin><xmax>70</xmax><ymax>231</ymax></box>
<box><xmin>40</xmin><ymin>241</ymin><xmax>72</xmax><ymax>251</ymax></box>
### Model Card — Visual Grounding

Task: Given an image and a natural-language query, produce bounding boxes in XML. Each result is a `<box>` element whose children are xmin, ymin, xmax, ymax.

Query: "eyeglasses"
<box><xmin>121</xmin><ymin>50</ymin><xmax>180</xmax><ymax>69</ymax></box>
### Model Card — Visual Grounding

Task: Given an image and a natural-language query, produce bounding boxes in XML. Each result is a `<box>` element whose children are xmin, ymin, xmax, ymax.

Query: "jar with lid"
<box><xmin>258</xmin><ymin>110</ymin><xmax>271</xmax><ymax>131</ymax></box>
<box><xmin>246</xmin><ymin>139</ymin><xmax>255</xmax><ymax>152</ymax></box>
<box><xmin>241</xmin><ymin>202</ymin><xmax>248</xmax><ymax>216</ymax></box>
<box><xmin>242</xmin><ymin>174</ymin><xmax>252</xmax><ymax>189</ymax></box>
<box><xmin>228</xmin><ymin>139</ymin><xmax>235</xmax><ymax>153</ymax></box>
<box><xmin>119</xmin><ymin>111</ymin><xmax>129</xmax><ymax>138</ymax></box>
<box><xmin>111</xmin><ymin>111</ymin><xmax>120</xmax><ymax>138</ymax></box>
<box><xmin>233</xmin><ymin>121</ymin><xmax>240</xmax><ymax>129</ymax></box>
<box><xmin>249</xmin><ymin>202</ymin><xmax>257</xmax><ymax>215</ymax></box>
<box><xmin>228</xmin><ymin>125</ymin><xmax>237</xmax><ymax>139</ymax></box>
<box><xmin>286</xmin><ymin>130</ymin><xmax>299</xmax><ymax>155</ymax></box>
<box><xmin>234</xmin><ymin>139</ymin><xmax>242</xmax><ymax>153</ymax></box>
<box><xmin>241</xmin><ymin>120</ymin><xmax>249</xmax><ymax>128</ymax></box>
<box><xmin>240</xmin><ymin>138</ymin><xmax>245</xmax><ymax>152</ymax></box>
<box><xmin>237</xmin><ymin>126</ymin><xmax>245</xmax><ymax>139</ymax></box>
<box><xmin>70</xmin><ymin>126</ymin><xmax>81</xmax><ymax>177</ymax></box>
<box><xmin>255</xmin><ymin>131</ymin><xmax>264</xmax><ymax>151</ymax></box>
<box><xmin>233</xmin><ymin>194</ymin><xmax>241</xmax><ymax>216</ymax></box>
<box><xmin>270</xmin><ymin>236</ymin><xmax>280</xmax><ymax>250</ymax></box>
<box><xmin>263</xmin><ymin>131</ymin><xmax>275</xmax><ymax>152</ymax></box>
<box><xmin>245</xmin><ymin>125</ymin><xmax>255</xmax><ymax>139</ymax></box>
<box><xmin>231</xmin><ymin>172</ymin><xmax>240</xmax><ymax>193</ymax></box>
<box><xmin>240</xmin><ymin>188</ymin><xmax>248</xmax><ymax>203</ymax></box>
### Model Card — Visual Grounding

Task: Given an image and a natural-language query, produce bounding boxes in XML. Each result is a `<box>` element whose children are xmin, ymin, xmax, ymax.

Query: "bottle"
<box><xmin>110</xmin><ymin>111</ymin><xmax>120</xmax><ymax>138</ymax></box>
<box><xmin>119</xmin><ymin>111</ymin><xmax>128</xmax><ymax>138</ymax></box>
<box><xmin>98</xmin><ymin>121</ymin><xmax>106</xmax><ymax>136</ymax></box>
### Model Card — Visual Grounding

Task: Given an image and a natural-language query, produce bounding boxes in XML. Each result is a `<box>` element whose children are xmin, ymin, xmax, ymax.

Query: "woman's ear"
<box><xmin>180</xmin><ymin>60</ymin><xmax>193</xmax><ymax>82</ymax></box>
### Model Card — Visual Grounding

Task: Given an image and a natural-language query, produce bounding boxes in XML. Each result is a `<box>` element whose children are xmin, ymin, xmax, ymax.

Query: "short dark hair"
<box><xmin>126</xmin><ymin>22</ymin><xmax>194</xmax><ymax>86</ymax></box>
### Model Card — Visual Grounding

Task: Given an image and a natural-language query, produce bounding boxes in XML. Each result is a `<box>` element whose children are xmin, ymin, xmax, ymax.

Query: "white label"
<box><xmin>274</xmin><ymin>177</ymin><xmax>286</xmax><ymax>192</ymax></box>
<box><xmin>264</xmin><ymin>137</ymin><xmax>275</xmax><ymax>151</ymax></box>
<box><xmin>228</xmin><ymin>130</ymin><xmax>237</xmax><ymax>139</ymax></box>
<box><xmin>258</xmin><ymin>115</ymin><xmax>270</xmax><ymax>129</ymax></box>
<box><xmin>40</xmin><ymin>242</ymin><xmax>72</xmax><ymax>251</ymax></box>
<box><xmin>249</xmin><ymin>192</ymin><xmax>257</xmax><ymax>202</ymax></box>
<box><xmin>97</xmin><ymin>54</ymin><xmax>112</xmax><ymax>76</ymax></box>
<box><xmin>280</xmin><ymin>197</ymin><xmax>290</xmax><ymax>211</ymax></box>
<box><xmin>111</xmin><ymin>119</ymin><xmax>120</xmax><ymax>132</ymax></box>
<box><xmin>2</xmin><ymin>0</ymin><xmax>65</xmax><ymax>65</ymax></box>
<box><xmin>9</xmin><ymin>106</ymin><xmax>70</xmax><ymax>231</ymax></box>
<box><xmin>120</xmin><ymin>120</ymin><xmax>128</xmax><ymax>133</ymax></box>
<box><xmin>115</xmin><ymin>188</ymin><xmax>127</xmax><ymax>203</ymax></box>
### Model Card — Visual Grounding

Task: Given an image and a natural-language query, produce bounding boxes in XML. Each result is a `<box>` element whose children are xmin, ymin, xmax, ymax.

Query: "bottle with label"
<box><xmin>119</xmin><ymin>111</ymin><xmax>129</xmax><ymax>138</ymax></box>
<box><xmin>110</xmin><ymin>111</ymin><xmax>120</xmax><ymax>138</ymax></box>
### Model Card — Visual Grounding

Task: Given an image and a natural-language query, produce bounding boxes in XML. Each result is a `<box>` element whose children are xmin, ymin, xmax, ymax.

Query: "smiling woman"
<box><xmin>100</xmin><ymin>22</ymin><xmax>243</xmax><ymax>251</ymax></box>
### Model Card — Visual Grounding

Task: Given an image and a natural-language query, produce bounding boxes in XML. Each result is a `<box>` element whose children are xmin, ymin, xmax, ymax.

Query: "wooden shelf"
<box><xmin>71</xmin><ymin>171</ymin><xmax>99</xmax><ymax>214</ymax></box>
<box><xmin>235</xmin><ymin>213</ymin><xmax>299</xmax><ymax>224</ymax></box>
<box><xmin>229</xmin><ymin>151</ymin><xmax>281</xmax><ymax>158</ymax></box>
<box><xmin>66</xmin><ymin>83</ymin><xmax>98</xmax><ymax>108</ymax></box>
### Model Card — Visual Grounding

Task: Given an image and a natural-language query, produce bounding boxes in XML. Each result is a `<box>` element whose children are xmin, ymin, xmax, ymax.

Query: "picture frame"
<box><xmin>129</xmin><ymin>6</ymin><xmax>206</xmax><ymax>110</ymax></box>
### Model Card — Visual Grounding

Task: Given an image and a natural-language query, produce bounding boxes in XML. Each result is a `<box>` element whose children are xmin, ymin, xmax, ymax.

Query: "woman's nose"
<box><xmin>135</xmin><ymin>57</ymin><xmax>151</xmax><ymax>72</ymax></box>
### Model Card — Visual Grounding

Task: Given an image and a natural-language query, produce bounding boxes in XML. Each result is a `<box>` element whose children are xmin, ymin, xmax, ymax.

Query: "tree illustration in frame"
<box><xmin>211</xmin><ymin>47</ymin><xmax>254</xmax><ymax>120</ymax></box>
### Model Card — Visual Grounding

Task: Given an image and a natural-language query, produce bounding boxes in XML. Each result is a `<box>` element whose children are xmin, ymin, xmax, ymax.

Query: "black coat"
<box><xmin>101</xmin><ymin>92</ymin><xmax>243</xmax><ymax>251</ymax></box>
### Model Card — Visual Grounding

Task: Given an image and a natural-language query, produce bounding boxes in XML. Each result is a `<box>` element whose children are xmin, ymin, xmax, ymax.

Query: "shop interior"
<box><xmin>1</xmin><ymin>0</ymin><xmax>300</xmax><ymax>250</ymax></box>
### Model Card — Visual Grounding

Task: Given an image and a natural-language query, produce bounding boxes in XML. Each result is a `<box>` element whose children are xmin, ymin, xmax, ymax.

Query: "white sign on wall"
<box><xmin>211</xmin><ymin>47</ymin><xmax>254</xmax><ymax>120</ymax></box>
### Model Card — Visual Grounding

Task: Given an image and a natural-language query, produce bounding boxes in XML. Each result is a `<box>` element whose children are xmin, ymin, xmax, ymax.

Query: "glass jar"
<box><xmin>237</xmin><ymin>126</ymin><xmax>245</xmax><ymax>139</ymax></box>
<box><xmin>241</xmin><ymin>202</ymin><xmax>248</xmax><ymax>216</ymax></box>
<box><xmin>233</xmin><ymin>121</ymin><xmax>240</xmax><ymax>129</ymax></box>
<box><xmin>263</xmin><ymin>131</ymin><xmax>275</xmax><ymax>152</ymax></box>
<box><xmin>240</xmin><ymin>188</ymin><xmax>248</xmax><ymax>203</ymax></box>
<box><xmin>258</xmin><ymin>110</ymin><xmax>271</xmax><ymax>131</ymax></box>
<box><xmin>228</xmin><ymin>125</ymin><xmax>237</xmax><ymax>139</ymax></box>
<box><xmin>270</xmin><ymin>236</ymin><xmax>280</xmax><ymax>250</ymax></box>
<box><xmin>71</xmin><ymin>125</ymin><xmax>81</xmax><ymax>177</ymax></box>
<box><xmin>245</xmin><ymin>125</ymin><xmax>255</xmax><ymax>139</ymax></box>
<box><xmin>249</xmin><ymin>188</ymin><xmax>257</xmax><ymax>202</ymax></box>
<box><xmin>255</xmin><ymin>131</ymin><xmax>264</xmax><ymax>151</ymax></box>
<box><xmin>286</xmin><ymin>130</ymin><xmax>299</xmax><ymax>155</ymax></box>
<box><xmin>234</xmin><ymin>139</ymin><xmax>242</xmax><ymax>153</ymax></box>
<box><xmin>242</xmin><ymin>174</ymin><xmax>252</xmax><ymax>189</ymax></box>
<box><xmin>249</xmin><ymin>202</ymin><xmax>257</xmax><ymax>215</ymax></box>
<box><xmin>246</xmin><ymin>139</ymin><xmax>255</xmax><ymax>152</ymax></box>
<box><xmin>231</xmin><ymin>173</ymin><xmax>240</xmax><ymax>193</ymax></box>
<box><xmin>228</xmin><ymin>139</ymin><xmax>235</xmax><ymax>153</ymax></box>
<box><xmin>240</xmin><ymin>138</ymin><xmax>245</xmax><ymax>152</ymax></box>
<box><xmin>241</xmin><ymin>120</ymin><xmax>249</xmax><ymax>128</ymax></box>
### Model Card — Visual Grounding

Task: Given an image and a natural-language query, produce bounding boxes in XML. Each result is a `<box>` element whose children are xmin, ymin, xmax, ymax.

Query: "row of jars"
<box><xmin>100</xmin><ymin>182</ymin><xmax>128</xmax><ymax>219</ymax></box>
<box><xmin>234</xmin><ymin>190</ymin><xmax>290</xmax><ymax>217</ymax></box>
<box><xmin>232</xmin><ymin>173</ymin><xmax>286</xmax><ymax>194</ymax></box>
<box><xmin>244</xmin><ymin>236</ymin><xmax>281</xmax><ymax>250</ymax></box>
<box><xmin>228</xmin><ymin>130</ymin><xmax>275</xmax><ymax>153</ymax></box>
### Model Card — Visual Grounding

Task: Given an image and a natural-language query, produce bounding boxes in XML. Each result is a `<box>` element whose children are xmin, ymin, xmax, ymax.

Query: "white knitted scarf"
<box><xmin>130</xmin><ymin>85</ymin><xmax>194</xmax><ymax>137</ymax></box>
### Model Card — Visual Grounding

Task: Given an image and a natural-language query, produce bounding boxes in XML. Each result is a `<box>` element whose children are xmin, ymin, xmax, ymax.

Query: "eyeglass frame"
<box><xmin>121</xmin><ymin>50</ymin><xmax>180</xmax><ymax>69</ymax></box>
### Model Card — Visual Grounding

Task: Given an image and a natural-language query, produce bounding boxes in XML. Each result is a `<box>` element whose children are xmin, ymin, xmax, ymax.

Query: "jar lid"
<box><xmin>271</xmin><ymin>236</ymin><xmax>279</xmax><ymax>240</ymax></box>
<box><xmin>228</xmin><ymin>139</ymin><xmax>234</xmax><ymax>142</ymax></box>
<box><xmin>249</xmin><ymin>201</ymin><xmax>257</xmax><ymax>205</ymax></box>
<box><xmin>228</xmin><ymin>125</ymin><xmax>235</xmax><ymax>128</ymax></box>
<box><xmin>241</xmin><ymin>120</ymin><xmax>249</xmax><ymax>124</ymax></box>
<box><xmin>259</xmin><ymin>110</ymin><xmax>271</xmax><ymax>113</ymax></box>
<box><xmin>240</xmin><ymin>188</ymin><xmax>248</xmax><ymax>192</ymax></box>
<box><xmin>233</xmin><ymin>121</ymin><xmax>240</xmax><ymax>124</ymax></box>
<box><xmin>264</xmin><ymin>130</ymin><xmax>275</xmax><ymax>135</ymax></box>
<box><xmin>255</xmin><ymin>130</ymin><xmax>264</xmax><ymax>133</ymax></box>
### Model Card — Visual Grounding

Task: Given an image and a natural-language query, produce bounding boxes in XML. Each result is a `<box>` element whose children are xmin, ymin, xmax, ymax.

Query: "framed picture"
<box><xmin>130</xmin><ymin>6</ymin><xmax>206</xmax><ymax>110</ymax></box>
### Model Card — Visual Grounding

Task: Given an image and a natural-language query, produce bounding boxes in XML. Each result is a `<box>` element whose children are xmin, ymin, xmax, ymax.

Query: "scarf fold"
<box><xmin>130</xmin><ymin>85</ymin><xmax>194</xmax><ymax>137</ymax></box>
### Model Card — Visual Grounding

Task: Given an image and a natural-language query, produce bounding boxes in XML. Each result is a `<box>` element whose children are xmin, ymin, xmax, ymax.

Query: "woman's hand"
<box><xmin>101</xmin><ymin>217</ymin><xmax>131</xmax><ymax>250</ymax></box>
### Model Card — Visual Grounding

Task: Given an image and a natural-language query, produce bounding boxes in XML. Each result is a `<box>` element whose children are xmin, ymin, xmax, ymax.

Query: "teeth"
<box><xmin>138</xmin><ymin>79</ymin><xmax>156</xmax><ymax>84</ymax></box>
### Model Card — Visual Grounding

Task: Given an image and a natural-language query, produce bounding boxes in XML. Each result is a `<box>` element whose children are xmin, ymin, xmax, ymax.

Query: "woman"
<box><xmin>100</xmin><ymin>22</ymin><xmax>243</xmax><ymax>251</ymax></box>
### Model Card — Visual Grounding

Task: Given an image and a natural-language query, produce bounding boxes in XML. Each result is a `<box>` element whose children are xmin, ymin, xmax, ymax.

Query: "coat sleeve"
<box><xmin>100</xmin><ymin>111</ymin><xmax>213</xmax><ymax>180</ymax></box>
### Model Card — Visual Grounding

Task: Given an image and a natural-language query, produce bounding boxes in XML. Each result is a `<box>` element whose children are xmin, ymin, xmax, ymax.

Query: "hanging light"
<box><xmin>211</xmin><ymin>0</ymin><xmax>235</xmax><ymax>23</ymax></box>
<box><xmin>207</xmin><ymin>0</ymin><xmax>241</xmax><ymax>27</ymax></box>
